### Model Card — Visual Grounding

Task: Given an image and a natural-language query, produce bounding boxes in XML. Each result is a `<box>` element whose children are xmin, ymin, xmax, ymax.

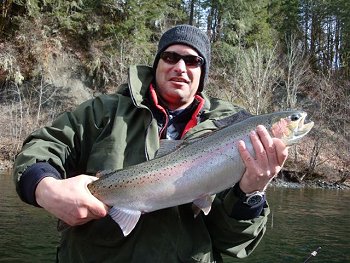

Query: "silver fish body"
<box><xmin>88</xmin><ymin>110</ymin><xmax>314</xmax><ymax>236</ymax></box>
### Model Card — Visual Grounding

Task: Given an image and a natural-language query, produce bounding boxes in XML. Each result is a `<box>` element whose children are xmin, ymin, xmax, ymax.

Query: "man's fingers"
<box><xmin>238</xmin><ymin>140</ymin><xmax>254</xmax><ymax>166</ymax></box>
<box><xmin>273</xmin><ymin>138</ymin><xmax>289</xmax><ymax>165</ymax></box>
<box><xmin>255</xmin><ymin>125</ymin><xmax>279</xmax><ymax>165</ymax></box>
<box><xmin>250</xmin><ymin>130</ymin><xmax>267</xmax><ymax>161</ymax></box>
<box><xmin>237</xmin><ymin>125</ymin><xmax>289</xmax><ymax>193</ymax></box>
<box><xmin>87</xmin><ymin>197</ymin><xmax>109</xmax><ymax>218</ymax></box>
<box><xmin>83</xmin><ymin>176</ymin><xmax>109</xmax><ymax>218</ymax></box>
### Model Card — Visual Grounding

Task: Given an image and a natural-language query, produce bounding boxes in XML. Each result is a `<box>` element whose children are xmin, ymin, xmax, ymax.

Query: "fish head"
<box><xmin>270</xmin><ymin>111</ymin><xmax>314</xmax><ymax>146</ymax></box>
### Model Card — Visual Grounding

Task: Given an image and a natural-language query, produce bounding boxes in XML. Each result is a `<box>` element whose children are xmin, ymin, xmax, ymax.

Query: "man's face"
<box><xmin>155</xmin><ymin>44</ymin><xmax>202</xmax><ymax>110</ymax></box>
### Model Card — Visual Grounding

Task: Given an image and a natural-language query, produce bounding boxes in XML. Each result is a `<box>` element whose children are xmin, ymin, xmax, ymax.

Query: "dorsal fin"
<box><xmin>155</xmin><ymin>135</ymin><xmax>211</xmax><ymax>158</ymax></box>
<box><xmin>155</xmin><ymin>139</ymin><xmax>185</xmax><ymax>158</ymax></box>
<box><xmin>214</xmin><ymin>110</ymin><xmax>252</xmax><ymax>128</ymax></box>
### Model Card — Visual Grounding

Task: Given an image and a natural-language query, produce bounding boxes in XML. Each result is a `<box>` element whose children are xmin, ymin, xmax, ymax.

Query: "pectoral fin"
<box><xmin>108</xmin><ymin>207</ymin><xmax>141</xmax><ymax>236</ymax></box>
<box><xmin>192</xmin><ymin>194</ymin><xmax>216</xmax><ymax>217</ymax></box>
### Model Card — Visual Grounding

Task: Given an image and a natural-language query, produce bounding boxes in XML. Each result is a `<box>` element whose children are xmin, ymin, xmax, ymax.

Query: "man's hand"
<box><xmin>35</xmin><ymin>175</ymin><xmax>109</xmax><ymax>226</ymax></box>
<box><xmin>238</xmin><ymin>125</ymin><xmax>288</xmax><ymax>193</ymax></box>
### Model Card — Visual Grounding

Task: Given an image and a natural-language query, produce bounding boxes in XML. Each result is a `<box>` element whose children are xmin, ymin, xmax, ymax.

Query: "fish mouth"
<box><xmin>295</xmin><ymin>112</ymin><xmax>314</xmax><ymax>137</ymax></box>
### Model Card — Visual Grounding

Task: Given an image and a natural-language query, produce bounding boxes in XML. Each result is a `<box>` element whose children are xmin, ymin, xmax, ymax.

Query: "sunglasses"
<box><xmin>160</xmin><ymin>51</ymin><xmax>204</xmax><ymax>67</ymax></box>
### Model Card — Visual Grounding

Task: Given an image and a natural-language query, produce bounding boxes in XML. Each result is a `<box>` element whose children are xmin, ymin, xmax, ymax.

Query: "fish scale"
<box><xmin>87</xmin><ymin>110</ymin><xmax>314</xmax><ymax>236</ymax></box>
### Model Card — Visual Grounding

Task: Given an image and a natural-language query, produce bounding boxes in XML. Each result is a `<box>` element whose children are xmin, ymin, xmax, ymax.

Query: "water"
<box><xmin>1</xmin><ymin>172</ymin><xmax>349</xmax><ymax>263</ymax></box>
<box><xmin>225</xmin><ymin>187</ymin><xmax>350</xmax><ymax>263</ymax></box>
<box><xmin>0</xmin><ymin>172</ymin><xmax>58</xmax><ymax>262</ymax></box>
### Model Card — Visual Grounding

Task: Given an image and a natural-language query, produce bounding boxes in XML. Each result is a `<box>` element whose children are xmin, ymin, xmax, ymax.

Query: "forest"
<box><xmin>0</xmin><ymin>0</ymin><xmax>349</xmax><ymax>185</ymax></box>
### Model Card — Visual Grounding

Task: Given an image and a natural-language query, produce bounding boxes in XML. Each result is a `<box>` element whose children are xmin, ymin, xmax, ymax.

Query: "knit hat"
<box><xmin>153</xmin><ymin>24</ymin><xmax>211</xmax><ymax>92</ymax></box>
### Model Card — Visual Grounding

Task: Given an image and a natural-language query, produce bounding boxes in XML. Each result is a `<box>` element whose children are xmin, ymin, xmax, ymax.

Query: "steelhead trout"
<box><xmin>88</xmin><ymin>110</ymin><xmax>314</xmax><ymax>236</ymax></box>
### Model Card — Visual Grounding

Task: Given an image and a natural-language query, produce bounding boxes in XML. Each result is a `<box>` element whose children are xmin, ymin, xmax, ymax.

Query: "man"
<box><xmin>13</xmin><ymin>25</ymin><xmax>288</xmax><ymax>262</ymax></box>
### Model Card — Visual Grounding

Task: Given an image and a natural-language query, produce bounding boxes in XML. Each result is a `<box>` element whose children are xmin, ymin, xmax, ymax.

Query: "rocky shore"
<box><xmin>271</xmin><ymin>177</ymin><xmax>350</xmax><ymax>190</ymax></box>
<box><xmin>0</xmin><ymin>160</ymin><xmax>12</xmax><ymax>172</ymax></box>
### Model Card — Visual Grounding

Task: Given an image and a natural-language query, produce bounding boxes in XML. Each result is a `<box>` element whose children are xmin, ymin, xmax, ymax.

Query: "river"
<box><xmin>0</xmin><ymin>171</ymin><xmax>349</xmax><ymax>262</ymax></box>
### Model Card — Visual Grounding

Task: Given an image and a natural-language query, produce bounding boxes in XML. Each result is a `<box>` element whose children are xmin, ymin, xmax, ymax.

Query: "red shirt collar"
<box><xmin>149</xmin><ymin>84</ymin><xmax>205</xmax><ymax>138</ymax></box>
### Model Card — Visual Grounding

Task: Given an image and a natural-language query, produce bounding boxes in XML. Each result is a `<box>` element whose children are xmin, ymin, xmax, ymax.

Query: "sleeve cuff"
<box><xmin>222</xmin><ymin>187</ymin><xmax>266</xmax><ymax>220</ymax></box>
<box><xmin>230</xmin><ymin>195</ymin><xmax>266</xmax><ymax>220</ymax></box>
<box><xmin>18</xmin><ymin>162</ymin><xmax>62</xmax><ymax>207</ymax></box>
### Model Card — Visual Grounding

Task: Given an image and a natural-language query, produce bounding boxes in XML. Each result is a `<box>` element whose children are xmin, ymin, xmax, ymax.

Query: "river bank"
<box><xmin>0</xmin><ymin>159</ymin><xmax>12</xmax><ymax>171</ymax></box>
<box><xmin>271</xmin><ymin>177</ymin><xmax>350</xmax><ymax>190</ymax></box>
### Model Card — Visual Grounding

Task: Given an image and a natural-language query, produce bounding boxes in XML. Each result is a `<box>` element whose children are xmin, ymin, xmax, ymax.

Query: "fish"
<box><xmin>87</xmin><ymin>110</ymin><xmax>314</xmax><ymax>236</ymax></box>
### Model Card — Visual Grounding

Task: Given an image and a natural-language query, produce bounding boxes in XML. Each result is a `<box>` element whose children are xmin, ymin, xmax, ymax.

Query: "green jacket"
<box><xmin>14</xmin><ymin>65</ymin><xmax>269</xmax><ymax>263</ymax></box>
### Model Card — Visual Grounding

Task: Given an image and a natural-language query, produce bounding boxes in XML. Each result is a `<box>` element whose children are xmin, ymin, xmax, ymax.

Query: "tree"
<box><xmin>269</xmin><ymin>0</ymin><xmax>349</xmax><ymax>75</ymax></box>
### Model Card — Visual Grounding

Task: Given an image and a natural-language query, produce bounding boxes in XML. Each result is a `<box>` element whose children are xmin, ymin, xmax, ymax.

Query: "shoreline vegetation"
<box><xmin>0</xmin><ymin>1</ymin><xmax>349</xmax><ymax>190</ymax></box>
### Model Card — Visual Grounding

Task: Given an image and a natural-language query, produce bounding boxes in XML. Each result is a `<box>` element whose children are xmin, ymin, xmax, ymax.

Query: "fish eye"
<box><xmin>291</xmin><ymin>113</ymin><xmax>301</xmax><ymax>121</ymax></box>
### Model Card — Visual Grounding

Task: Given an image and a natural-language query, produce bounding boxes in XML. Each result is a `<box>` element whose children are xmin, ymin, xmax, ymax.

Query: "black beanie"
<box><xmin>153</xmin><ymin>24</ymin><xmax>211</xmax><ymax>92</ymax></box>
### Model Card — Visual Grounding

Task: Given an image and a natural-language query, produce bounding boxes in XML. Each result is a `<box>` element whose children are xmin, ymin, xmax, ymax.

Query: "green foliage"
<box><xmin>2</xmin><ymin>0</ymin><xmax>349</xmax><ymax>83</ymax></box>
<box><xmin>203</xmin><ymin>0</ymin><xmax>277</xmax><ymax>48</ymax></box>
<box><xmin>9</xmin><ymin>0</ymin><xmax>185</xmax><ymax>43</ymax></box>
<box><xmin>102</xmin><ymin>1</ymin><xmax>178</xmax><ymax>40</ymax></box>
<box><xmin>270</xmin><ymin>0</ymin><xmax>349</xmax><ymax>74</ymax></box>
<box><xmin>211</xmin><ymin>41</ymin><xmax>239</xmax><ymax>73</ymax></box>
<box><xmin>272</xmin><ymin>0</ymin><xmax>301</xmax><ymax>42</ymax></box>
<box><xmin>333</xmin><ymin>0</ymin><xmax>350</xmax><ymax>76</ymax></box>
<box><xmin>2</xmin><ymin>0</ymin><xmax>187</xmax><ymax>87</ymax></box>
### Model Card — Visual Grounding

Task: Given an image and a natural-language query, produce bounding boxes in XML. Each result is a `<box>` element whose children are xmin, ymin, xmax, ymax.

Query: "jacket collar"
<box><xmin>149</xmin><ymin>83</ymin><xmax>205</xmax><ymax>139</ymax></box>
<box><xmin>127</xmin><ymin>65</ymin><xmax>154</xmax><ymax>107</ymax></box>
